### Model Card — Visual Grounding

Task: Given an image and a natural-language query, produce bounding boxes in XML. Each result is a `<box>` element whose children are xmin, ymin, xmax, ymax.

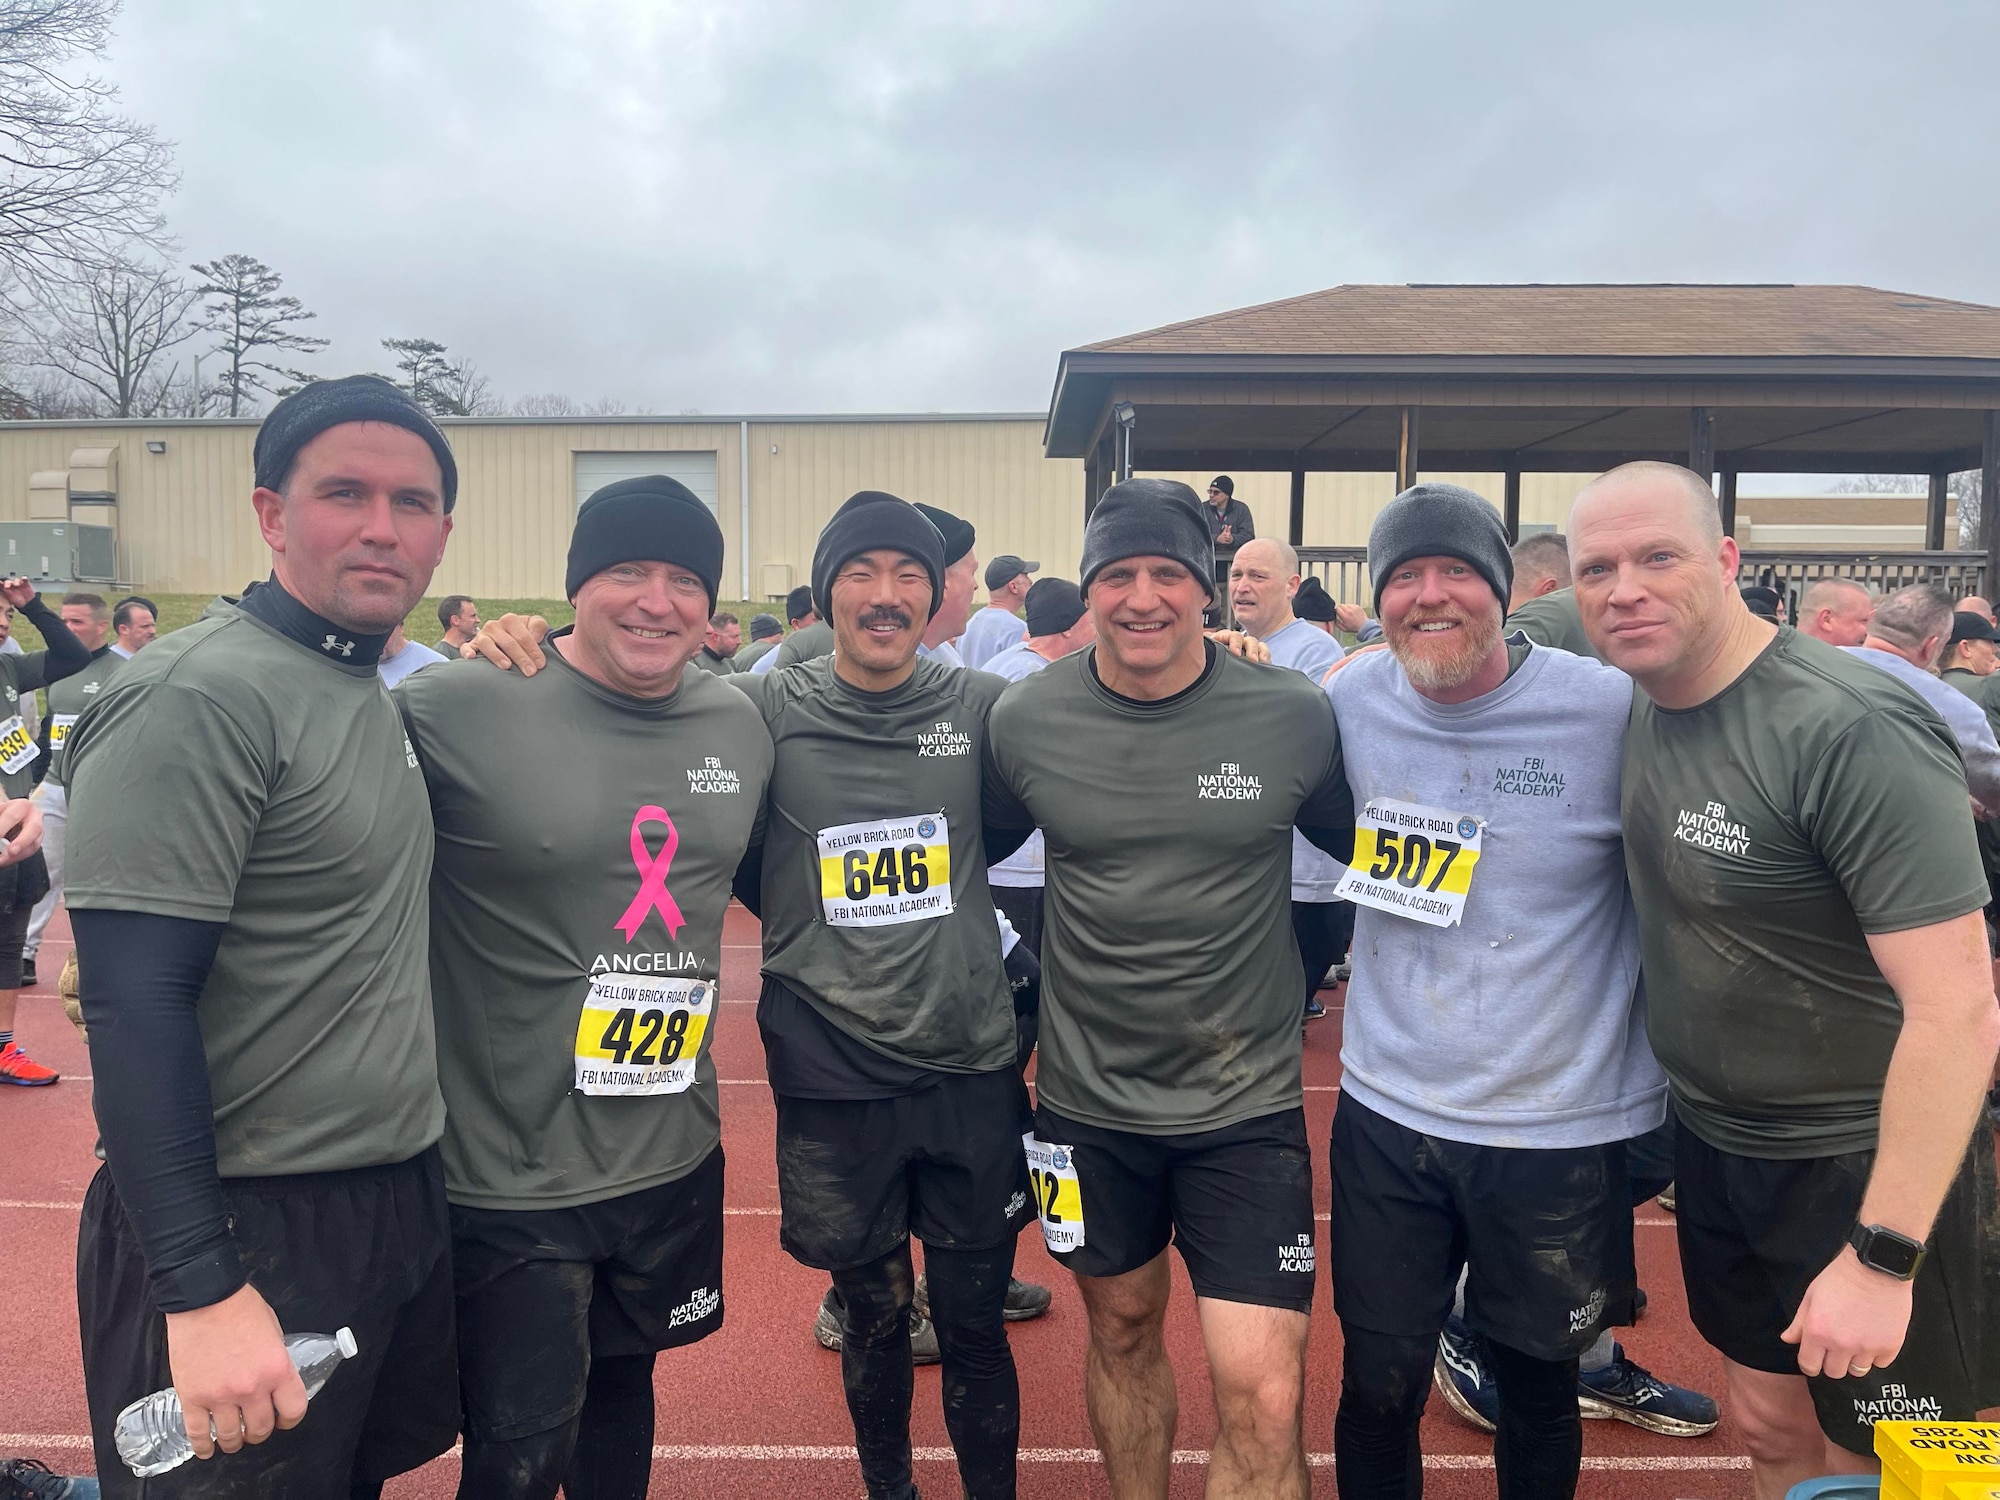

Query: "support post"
<box><xmin>1983</xmin><ymin>412</ymin><xmax>1999</xmax><ymax>596</ymax></box>
<box><xmin>1397</xmin><ymin>407</ymin><xmax>1420</xmax><ymax>492</ymax></box>
<box><xmin>1288</xmin><ymin>468</ymin><xmax>1306</xmax><ymax>546</ymax></box>
<box><xmin>1689</xmin><ymin>408</ymin><xmax>1715</xmax><ymax>482</ymax></box>
<box><xmin>1720</xmin><ymin>470</ymin><xmax>1738</xmax><ymax>541</ymax></box>
<box><xmin>1928</xmin><ymin>471</ymin><xmax>1949</xmax><ymax>552</ymax></box>
<box><xmin>1503</xmin><ymin>470</ymin><xmax>1521</xmax><ymax>542</ymax></box>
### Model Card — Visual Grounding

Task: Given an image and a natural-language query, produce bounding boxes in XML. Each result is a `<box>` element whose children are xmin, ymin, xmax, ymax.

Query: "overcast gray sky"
<box><xmin>103</xmin><ymin>0</ymin><xmax>2000</xmax><ymax>415</ymax></box>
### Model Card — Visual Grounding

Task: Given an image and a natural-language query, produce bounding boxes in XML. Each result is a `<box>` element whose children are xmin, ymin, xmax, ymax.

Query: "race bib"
<box><xmin>49</xmin><ymin>713</ymin><xmax>78</xmax><ymax>750</ymax></box>
<box><xmin>0</xmin><ymin>715</ymin><xmax>37</xmax><ymax>776</ymax></box>
<box><xmin>573</xmin><ymin>974</ymin><xmax>714</xmax><ymax>1095</ymax></box>
<box><xmin>1022</xmin><ymin>1133</ymin><xmax>1086</xmax><ymax>1253</ymax></box>
<box><xmin>816</xmin><ymin>814</ymin><xmax>953</xmax><ymax>927</ymax></box>
<box><xmin>1333</xmin><ymin>797</ymin><xmax>1484</xmax><ymax>928</ymax></box>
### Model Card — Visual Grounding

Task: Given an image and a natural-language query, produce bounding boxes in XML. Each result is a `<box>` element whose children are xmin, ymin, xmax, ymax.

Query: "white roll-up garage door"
<box><xmin>573</xmin><ymin>451</ymin><xmax>719</xmax><ymax>514</ymax></box>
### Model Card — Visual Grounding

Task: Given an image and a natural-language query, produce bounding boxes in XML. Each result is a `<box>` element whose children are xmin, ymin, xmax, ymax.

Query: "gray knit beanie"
<box><xmin>1367</xmin><ymin>483</ymin><xmax>1512</xmax><ymax>614</ymax></box>
<box><xmin>1080</xmin><ymin>478</ymin><xmax>1215</xmax><ymax>600</ymax></box>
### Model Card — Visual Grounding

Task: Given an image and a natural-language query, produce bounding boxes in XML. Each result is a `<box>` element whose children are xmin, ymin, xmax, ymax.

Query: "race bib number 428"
<box><xmin>817</xmin><ymin>814</ymin><xmax>953</xmax><ymax>927</ymax></box>
<box><xmin>573</xmin><ymin>974</ymin><xmax>714</xmax><ymax>1095</ymax></box>
<box><xmin>1333</xmin><ymin>797</ymin><xmax>1483</xmax><ymax>928</ymax></box>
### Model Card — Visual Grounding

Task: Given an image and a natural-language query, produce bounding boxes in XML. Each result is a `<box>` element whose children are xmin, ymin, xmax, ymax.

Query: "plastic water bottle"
<box><xmin>114</xmin><ymin>1327</ymin><xmax>358</xmax><ymax>1477</ymax></box>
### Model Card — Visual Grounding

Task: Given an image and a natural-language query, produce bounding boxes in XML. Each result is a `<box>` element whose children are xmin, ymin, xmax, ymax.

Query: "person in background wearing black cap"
<box><xmin>1741</xmin><ymin>583</ymin><xmax>1785</xmax><ymax>623</ymax></box>
<box><xmin>982</xmin><ymin>578</ymin><xmax>1095</xmax><ymax>960</ymax></box>
<box><xmin>755</xmin><ymin>585</ymin><xmax>824</xmax><ymax>675</ymax></box>
<box><xmin>960</xmin><ymin>555</ymin><xmax>1039</xmax><ymax>671</ymax></box>
<box><xmin>1941</xmin><ymin>609</ymin><xmax>2000</xmax><ymax>682</ymax></box>
<box><xmin>400</xmin><ymin>476</ymin><xmax>772</xmax><ymax>1500</ymax></box>
<box><xmin>1289</xmin><ymin>575</ymin><xmax>1344</xmax><ymax>642</ymax></box>
<box><xmin>913</xmin><ymin>502</ymin><xmax>979</xmax><ymax>668</ymax></box>
<box><xmin>64</xmin><ymin>374</ymin><xmax>462</xmax><ymax>1498</ymax></box>
<box><xmin>735</xmin><ymin>612</ymin><xmax>786</xmax><ymax>672</ymax></box>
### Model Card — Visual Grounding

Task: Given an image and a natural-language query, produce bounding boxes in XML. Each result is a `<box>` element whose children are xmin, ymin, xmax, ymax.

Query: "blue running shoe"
<box><xmin>1577</xmin><ymin>1345</ymin><xmax>1720</xmax><ymax>1436</ymax></box>
<box><xmin>1433</xmin><ymin>1315</ymin><xmax>1499</xmax><ymax>1433</ymax></box>
<box><xmin>0</xmin><ymin>1459</ymin><xmax>99</xmax><ymax>1499</ymax></box>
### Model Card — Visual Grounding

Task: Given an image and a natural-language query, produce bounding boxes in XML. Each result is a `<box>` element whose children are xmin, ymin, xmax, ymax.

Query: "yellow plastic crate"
<box><xmin>1876</xmin><ymin>1422</ymin><xmax>2000</xmax><ymax>1499</ymax></box>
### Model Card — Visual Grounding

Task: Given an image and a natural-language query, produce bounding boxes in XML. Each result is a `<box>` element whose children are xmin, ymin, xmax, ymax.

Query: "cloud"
<box><xmin>104</xmin><ymin>0</ymin><xmax>2000</xmax><ymax>411</ymax></box>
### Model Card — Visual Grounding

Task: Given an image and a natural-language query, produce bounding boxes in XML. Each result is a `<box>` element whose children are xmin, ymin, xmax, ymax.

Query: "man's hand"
<box><xmin>0</xmin><ymin>576</ymin><xmax>36</xmax><ymax>610</ymax></box>
<box><xmin>1333</xmin><ymin>602</ymin><xmax>1372</xmax><ymax>635</ymax></box>
<box><xmin>0</xmin><ymin>797</ymin><xmax>45</xmax><ymax>863</ymax></box>
<box><xmin>164</xmin><ymin>1284</ymin><xmax>308</xmax><ymax>1459</ymax></box>
<box><xmin>1207</xmin><ymin>630</ymin><xmax>1270</xmax><ymax>664</ymax></box>
<box><xmin>465</xmin><ymin>613</ymin><xmax>550</xmax><ymax>675</ymax></box>
<box><xmin>1217</xmin><ymin>525</ymin><xmax>1233</xmax><ymax>545</ymax></box>
<box><xmin>1781</xmin><ymin>1246</ymin><xmax>1914</xmax><ymax>1380</ymax></box>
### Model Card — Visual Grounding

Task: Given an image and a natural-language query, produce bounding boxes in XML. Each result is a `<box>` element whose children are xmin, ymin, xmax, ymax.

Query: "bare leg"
<box><xmin>1723</xmin><ymin>1358</ymin><xmax>1875</xmax><ymax>1500</ymax></box>
<box><xmin>1075</xmin><ymin>1253</ymin><xmax>1177</xmax><ymax>1499</ymax></box>
<box><xmin>1197</xmin><ymin>1296</ymin><xmax>1310</xmax><ymax>1500</ymax></box>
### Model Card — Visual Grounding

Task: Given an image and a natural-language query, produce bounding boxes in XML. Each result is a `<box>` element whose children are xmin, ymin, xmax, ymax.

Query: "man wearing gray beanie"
<box><xmin>1324</xmin><ymin>482</ymin><xmax>1715</xmax><ymax>1495</ymax></box>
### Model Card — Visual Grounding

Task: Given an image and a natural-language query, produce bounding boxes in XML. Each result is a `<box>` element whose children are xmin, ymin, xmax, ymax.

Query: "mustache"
<box><xmin>857</xmin><ymin>605</ymin><xmax>914</xmax><ymax>630</ymax></box>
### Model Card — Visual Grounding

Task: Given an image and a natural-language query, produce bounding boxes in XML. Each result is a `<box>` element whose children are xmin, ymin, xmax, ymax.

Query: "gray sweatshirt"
<box><xmin>1326</xmin><ymin>643</ymin><xmax>1666</xmax><ymax>1148</ymax></box>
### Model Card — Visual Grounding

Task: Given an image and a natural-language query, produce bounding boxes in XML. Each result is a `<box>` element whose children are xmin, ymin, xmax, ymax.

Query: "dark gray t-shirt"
<box><xmin>44</xmin><ymin>647</ymin><xmax>123</xmax><ymax>788</ymax></box>
<box><xmin>1623</xmin><ymin>628</ymin><xmax>1988</xmax><ymax>1158</ymax></box>
<box><xmin>985</xmin><ymin>646</ymin><xmax>1352</xmax><ymax>1134</ymax></box>
<box><xmin>1506</xmin><ymin>587</ymin><xmax>1599</xmax><ymax>660</ymax></box>
<box><xmin>736</xmin><ymin>656</ymin><xmax>1016</xmax><ymax>1075</ymax></box>
<box><xmin>770</xmin><ymin>620</ymin><xmax>835</xmax><ymax>672</ymax></box>
<box><xmin>64</xmin><ymin>599</ymin><xmax>444</xmax><ymax>1177</ymax></box>
<box><xmin>398</xmin><ymin>643</ymin><xmax>772</xmax><ymax>1209</ymax></box>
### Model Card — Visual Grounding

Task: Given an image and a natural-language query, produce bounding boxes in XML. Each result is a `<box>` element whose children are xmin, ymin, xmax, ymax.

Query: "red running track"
<box><xmin>0</xmin><ymin>904</ymin><xmax>1756</xmax><ymax>1496</ymax></box>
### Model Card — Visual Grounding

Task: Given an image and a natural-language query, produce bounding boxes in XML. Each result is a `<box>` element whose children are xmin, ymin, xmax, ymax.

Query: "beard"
<box><xmin>1386</xmin><ymin>607</ymin><xmax>1504</xmax><ymax>692</ymax></box>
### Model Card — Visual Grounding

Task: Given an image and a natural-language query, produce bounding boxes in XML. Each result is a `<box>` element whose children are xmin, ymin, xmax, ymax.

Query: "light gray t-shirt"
<box><xmin>1261</xmin><ymin>618</ymin><xmax>1348</xmax><ymax>901</ymax></box>
<box><xmin>982</xmin><ymin>640</ymin><xmax>1054</xmax><ymax>888</ymax></box>
<box><xmin>959</xmin><ymin>606</ymin><xmax>1028</xmax><ymax>671</ymax></box>
<box><xmin>1841</xmin><ymin>645</ymin><xmax>2000</xmax><ymax>807</ymax></box>
<box><xmin>1326</xmin><ymin>644</ymin><xmax>1666</xmax><ymax>1148</ymax></box>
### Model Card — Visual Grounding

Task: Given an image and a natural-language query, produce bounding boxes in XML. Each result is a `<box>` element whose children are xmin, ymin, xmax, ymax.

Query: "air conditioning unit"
<box><xmin>0</xmin><ymin>523</ymin><xmax>116</xmax><ymax>585</ymax></box>
<box><xmin>760</xmin><ymin>562</ymin><xmax>793</xmax><ymax>600</ymax></box>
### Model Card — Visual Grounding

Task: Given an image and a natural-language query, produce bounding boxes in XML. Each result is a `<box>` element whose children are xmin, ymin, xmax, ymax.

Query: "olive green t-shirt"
<box><xmin>64</xmin><ymin>599</ymin><xmax>444</xmax><ymax>1177</ymax></box>
<box><xmin>44</xmin><ymin>648</ymin><xmax>124</xmax><ymax>788</ymax></box>
<box><xmin>769</xmin><ymin>619</ymin><xmax>835</xmax><ymax>672</ymax></box>
<box><xmin>736</xmin><ymin>655</ymin><xmax>1015</xmax><ymax>1075</ymax></box>
<box><xmin>735</xmin><ymin>637</ymin><xmax>778</xmax><ymax>672</ymax></box>
<box><xmin>0</xmin><ymin>643</ymin><xmax>70</xmax><ymax>798</ymax></box>
<box><xmin>693</xmin><ymin>647</ymin><xmax>737</xmax><ymax>676</ymax></box>
<box><xmin>985</xmin><ymin>646</ymin><xmax>1352</xmax><ymax>1134</ymax></box>
<box><xmin>398</xmin><ymin>644</ymin><xmax>773</xmax><ymax>1210</ymax></box>
<box><xmin>1506</xmin><ymin>586</ymin><xmax>1600</xmax><ymax>660</ymax></box>
<box><xmin>1623</xmin><ymin>628</ymin><xmax>1989</xmax><ymax>1158</ymax></box>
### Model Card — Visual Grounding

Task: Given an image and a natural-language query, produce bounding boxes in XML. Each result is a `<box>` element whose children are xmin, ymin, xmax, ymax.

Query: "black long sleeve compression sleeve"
<box><xmin>71</xmin><ymin>908</ymin><xmax>241</xmax><ymax>1313</ymax></box>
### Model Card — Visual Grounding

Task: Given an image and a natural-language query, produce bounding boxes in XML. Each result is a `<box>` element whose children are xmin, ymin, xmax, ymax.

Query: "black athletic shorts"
<box><xmin>1031</xmin><ymin>1103</ymin><xmax>1317</xmax><ymax>1313</ymax></box>
<box><xmin>1674</xmin><ymin>1122</ymin><xmax>2000</xmax><ymax>1456</ymax></box>
<box><xmin>451</xmin><ymin>1144</ymin><xmax>726</xmax><ymax>1442</ymax></box>
<box><xmin>1327</xmin><ymin>1094</ymin><xmax>1635</xmax><ymax>1360</ymax></box>
<box><xmin>78</xmin><ymin>1148</ymin><xmax>459</xmax><ymax>1500</ymax></box>
<box><xmin>774</xmin><ymin>1067</ymin><xmax>1033</xmax><ymax>1270</ymax></box>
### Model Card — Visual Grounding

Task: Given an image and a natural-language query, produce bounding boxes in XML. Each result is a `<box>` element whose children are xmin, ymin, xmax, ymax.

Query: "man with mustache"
<box><xmin>1321</xmin><ymin>483</ymin><xmax>1692</xmax><ymax>1500</ymax></box>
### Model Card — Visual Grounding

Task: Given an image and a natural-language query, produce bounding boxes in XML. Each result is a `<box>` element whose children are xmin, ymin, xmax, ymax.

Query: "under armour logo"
<box><xmin>321</xmin><ymin>635</ymin><xmax>354</xmax><ymax>658</ymax></box>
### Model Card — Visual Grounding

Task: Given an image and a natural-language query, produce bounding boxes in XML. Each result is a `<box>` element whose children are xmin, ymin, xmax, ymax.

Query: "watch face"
<box><xmin>1858</xmin><ymin>1225</ymin><xmax>1924</xmax><ymax>1279</ymax></box>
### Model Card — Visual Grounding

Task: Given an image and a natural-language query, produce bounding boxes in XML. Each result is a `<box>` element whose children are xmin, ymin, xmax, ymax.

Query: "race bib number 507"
<box><xmin>1333</xmin><ymin>797</ymin><xmax>1483</xmax><ymax>928</ymax></box>
<box><xmin>574</xmin><ymin>974</ymin><xmax>714</xmax><ymax>1095</ymax></box>
<box><xmin>817</xmin><ymin>814</ymin><xmax>953</xmax><ymax>927</ymax></box>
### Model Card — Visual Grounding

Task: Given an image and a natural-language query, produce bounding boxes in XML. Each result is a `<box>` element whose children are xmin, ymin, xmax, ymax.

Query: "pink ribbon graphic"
<box><xmin>614</xmin><ymin>805</ymin><xmax>685</xmax><ymax>942</ymax></box>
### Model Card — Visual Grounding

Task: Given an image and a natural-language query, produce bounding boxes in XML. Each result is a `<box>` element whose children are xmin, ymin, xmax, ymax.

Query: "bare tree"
<box><xmin>382</xmin><ymin>335</ymin><xmax>497</xmax><ymax>416</ymax></box>
<box><xmin>0</xmin><ymin>0</ymin><xmax>176</xmax><ymax>282</ymax></box>
<box><xmin>509</xmin><ymin>392</ymin><xmax>630</xmax><ymax>417</ymax></box>
<box><xmin>31</xmin><ymin>255</ymin><xmax>195</xmax><ymax>415</ymax></box>
<box><xmin>192</xmin><ymin>253</ymin><xmax>327</xmax><ymax>415</ymax></box>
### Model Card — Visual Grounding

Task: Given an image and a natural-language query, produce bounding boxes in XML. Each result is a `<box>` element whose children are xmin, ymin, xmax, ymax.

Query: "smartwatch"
<box><xmin>1848</xmin><ymin>1222</ymin><xmax>1927</xmax><ymax>1282</ymax></box>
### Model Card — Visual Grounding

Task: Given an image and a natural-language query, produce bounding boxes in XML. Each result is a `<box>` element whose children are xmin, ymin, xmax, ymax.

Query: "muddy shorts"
<box><xmin>1674</xmin><ymin>1123</ymin><xmax>2000</xmax><ymax>1455</ymax></box>
<box><xmin>1327</xmin><ymin>1094</ymin><xmax>1635</xmax><ymax>1358</ymax></box>
<box><xmin>450</xmin><ymin>1145</ymin><xmax>725</xmax><ymax>1442</ymax></box>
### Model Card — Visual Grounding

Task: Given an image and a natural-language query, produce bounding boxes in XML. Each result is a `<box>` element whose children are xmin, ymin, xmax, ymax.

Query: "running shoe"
<box><xmin>814</xmin><ymin>1288</ymin><xmax>941</xmax><ymax>1364</ymax></box>
<box><xmin>1332</xmin><ymin>961</ymin><xmax>1353</xmax><ymax>981</ymax></box>
<box><xmin>1433</xmin><ymin>1315</ymin><xmax>1499</xmax><ymax>1433</ymax></box>
<box><xmin>1655</xmin><ymin>1182</ymin><xmax>1676</xmax><ymax>1213</ymax></box>
<box><xmin>913</xmin><ymin>1274</ymin><xmax>1052</xmax><ymax>1323</ymax></box>
<box><xmin>0</xmin><ymin>1458</ymin><xmax>99</xmax><ymax>1499</ymax></box>
<box><xmin>1578</xmin><ymin>1345</ymin><xmax>1720</xmax><ymax>1436</ymax></box>
<box><xmin>0</xmin><ymin>1043</ymin><xmax>57</xmax><ymax>1086</ymax></box>
<box><xmin>1304</xmin><ymin>997</ymin><xmax>1327</xmax><ymax>1021</ymax></box>
<box><xmin>18</xmin><ymin>957</ymin><xmax>34</xmax><ymax>986</ymax></box>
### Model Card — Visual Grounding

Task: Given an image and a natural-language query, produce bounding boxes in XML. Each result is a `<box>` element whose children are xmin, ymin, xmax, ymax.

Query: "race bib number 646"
<box><xmin>817</xmin><ymin>814</ymin><xmax>953</xmax><ymax>927</ymax></box>
<box><xmin>1333</xmin><ymin>797</ymin><xmax>1484</xmax><ymax>928</ymax></box>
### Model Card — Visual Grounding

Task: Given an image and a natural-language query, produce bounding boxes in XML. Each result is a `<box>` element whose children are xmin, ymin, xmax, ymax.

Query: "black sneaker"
<box><xmin>1304</xmin><ymin>997</ymin><xmax>1327</xmax><ymax>1021</ymax></box>
<box><xmin>912</xmin><ymin>1274</ymin><xmax>1052</xmax><ymax>1323</ymax></box>
<box><xmin>1578</xmin><ymin>1345</ymin><xmax>1720</xmax><ymax>1437</ymax></box>
<box><xmin>814</xmin><ymin>1287</ymin><xmax>941</xmax><ymax>1364</ymax></box>
<box><xmin>18</xmin><ymin>957</ymin><xmax>34</xmax><ymax>986</ymax></box>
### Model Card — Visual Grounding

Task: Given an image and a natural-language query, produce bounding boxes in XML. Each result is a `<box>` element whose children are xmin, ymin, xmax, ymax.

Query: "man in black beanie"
<box><xmin>913</xmin><ymin>502</ymin><xmax>980</xmax><ymax>668</ymax></box>
<box><xmin>398</xmin><ymin>474</ymin><xmax>773</xmax><ymax>1500</ymax></box>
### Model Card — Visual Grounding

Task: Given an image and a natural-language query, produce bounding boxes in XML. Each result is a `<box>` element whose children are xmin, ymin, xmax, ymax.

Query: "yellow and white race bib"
<box><xmin>49</xmin><ymin>713</ymin><xmax>78</xmax><ymax>752</ymax></box>
<box><xmin>1022</xmin><ymin>1133</ymin><xmax>1086</xmax><ymax>1253</ymax></box>
<box><xmin>0</xmin><ymin>715</ymin><xmax>37</xmax><ymax>776</ymax></box>
<box><xmin>1333</xmin><ymin>796</ymin><xmax>1484</xmax><ymax>928</ymax></box>
<box><xmin>573</xmin><ymin>974</ymin><xmax>714</xmax><ymax>1095</ymax></box>
<box><xmin>816</xmin><ymin>814</ymin><xmax>953</xmax><ymax>927</ymax></box>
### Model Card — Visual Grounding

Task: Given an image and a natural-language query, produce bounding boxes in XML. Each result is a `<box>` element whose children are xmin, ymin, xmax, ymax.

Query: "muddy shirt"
<box><xmin>44</xmin><ymin>646</ymin><xmax>123</xmax><ymax>789</ymax></box>
<box><xmin>770</xmin><ymin>619</ymin><xmax>835</xmax><ymax>672</ymax></box>
<box><xmin>64</xmin><ymin>598</ymin><xmax>444</xmax><ymax>1177</ymax></box>
<box><xmin>985</xmin><ymin>646</ymin><xmax>1353</xmax><ymax>1134</ymax></box>
<box><xmin>398</xmin><ymin>642</ymin><xmax>771</xmax><ymax>1209</ymax></box>
<box><xmin>1506</xmin><ymin>587</ymin><xmax>1600</xmax><ymax>661</ymax></box>
<box><xmin>736</xmin><ymin>655</ymin><xmax>1015</xmax><ymax>1075</ymax></box>
<box><xmin>1623</xmin><ymin>628</ymin><xmax>1988</xmax><ymax>1158</ymax></box>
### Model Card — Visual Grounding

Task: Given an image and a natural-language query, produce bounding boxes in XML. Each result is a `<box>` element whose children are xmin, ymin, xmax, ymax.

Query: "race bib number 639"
<box><xmin>0</xmin><ymin>715</ymin><xmax>36</xmax><ymax>776</ymax></box>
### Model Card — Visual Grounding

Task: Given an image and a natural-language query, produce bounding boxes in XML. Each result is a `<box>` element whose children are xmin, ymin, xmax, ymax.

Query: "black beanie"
<box><xmin>1079</xmin><ymin>478</ymin><xmax>1215</xmax><ymax>600</ymax></box>
<box><xmin>1367</xmin><ymin>483</ymin><xmax>1512</xmax><ymax>615</ymax></box>
<box><xmin>913</xmin><ymin>503</ymin><xmax>975</xmax><ymax>567</ymax></box>
<box><xmin>811</xmin><ymin>491</ymin><xmax>946</xmax><ymax>622</ymax></box>
<box><xmin>565</xmin><ymin>475</ymin><xmax>724</xmax><ymax>607</ymax></box>
<box><xmin>253</xmin><ymin>375</ymin><xmax>459</xmax><ymax>511</ymax></box>
<box><xmin>1292</xmin><ymin>575</ymin><xmax>1340</xmax><ymax>623</ymax></box>
<box><xmin>1023</xmin><ymin>577</ymin><xmax>1086</xmax><ymax>636</ymax></box>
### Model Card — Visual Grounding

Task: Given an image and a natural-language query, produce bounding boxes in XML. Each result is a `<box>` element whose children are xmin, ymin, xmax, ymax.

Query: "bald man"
<box><xmin>1960</xmin><ymin>596</ymin><xmax>1996</xmax><ymax>627</ymax></box>
<box><xmin>1570</xmin><ymin>461</ymin><xmax>1999</xmax><ymax>1498</ymax></box>
<box><xmin>1797</xmin><ymin>579</ymin><xmax>1874</xmax><ymax>649</ymax></box>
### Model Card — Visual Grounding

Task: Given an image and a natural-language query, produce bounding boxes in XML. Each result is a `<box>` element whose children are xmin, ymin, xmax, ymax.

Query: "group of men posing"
<box><xmin>36</xmin><ymin>372</ymin><xmax>2000</xmax><ymax>1500</ymax></box>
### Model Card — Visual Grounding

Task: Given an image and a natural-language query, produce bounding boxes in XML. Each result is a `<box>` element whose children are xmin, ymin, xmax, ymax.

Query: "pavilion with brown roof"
<box><xmin>1044</xmin><ymin>283</ymin><xmax>2000</xmax><ymax>590</ymax></box>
